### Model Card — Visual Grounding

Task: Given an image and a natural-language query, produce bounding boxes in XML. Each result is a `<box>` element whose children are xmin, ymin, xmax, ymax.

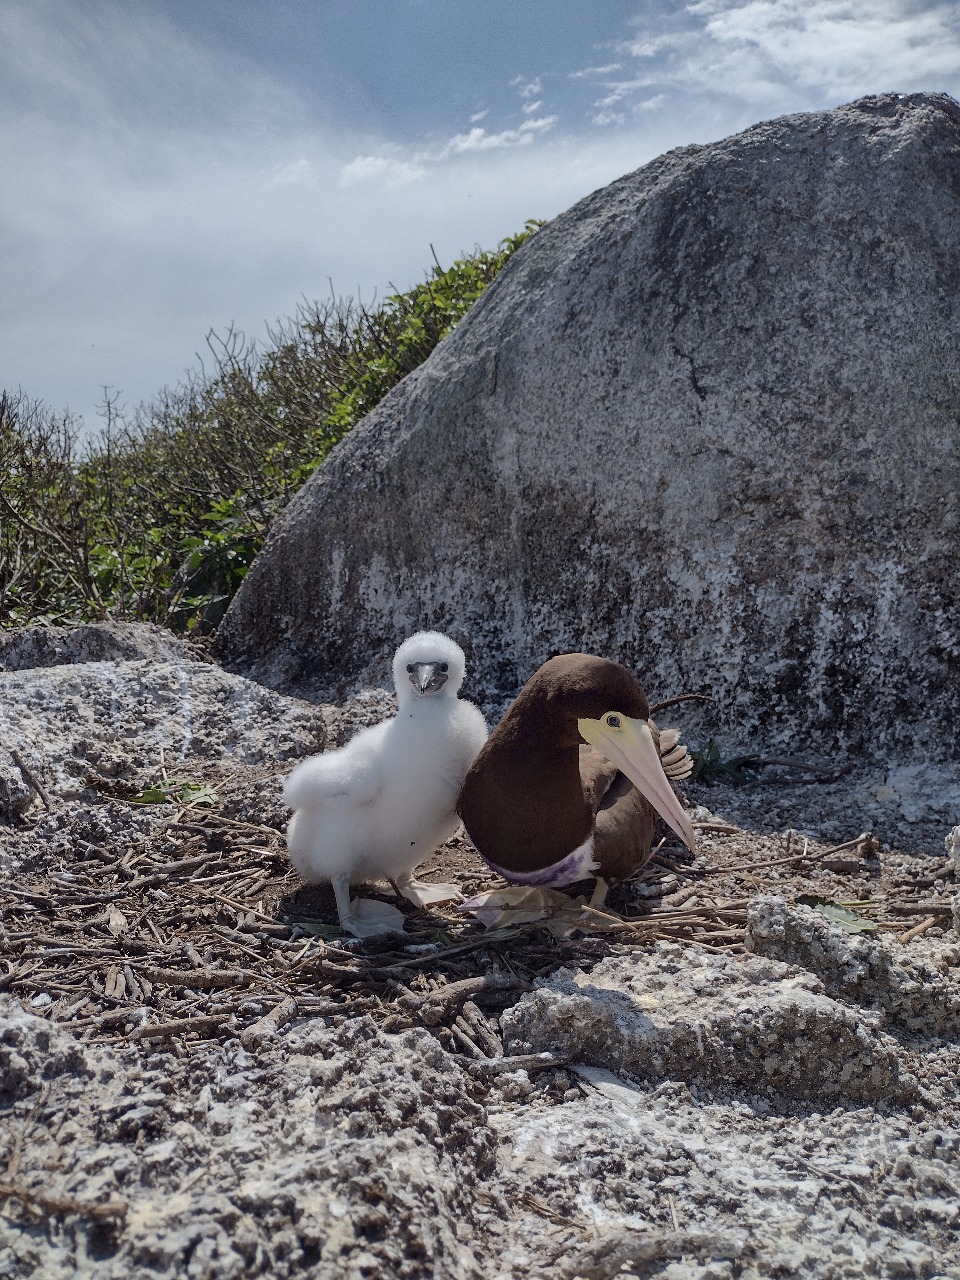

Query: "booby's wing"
<box><xmin>283</xmin><ymin>738</ymin><xmax>385</xmax><ymax>811</ymax></box>
<box><xmin>578</xmin><ymin>744</ymin><xmax>620</xmax><ymax>811</ymax></box>
<box><xmin>593</xmin><ymin>774</ymin><xmax>660</xmax><ymax>881</ymax></box>
<box><xmin>579</xmin><ymin>744</ymin><xmax>659</xmax><ymax>881</ymax></box>
<box><xmin>579</xmin><ymin>721</ymin><xmax>691</xmax><ymax>881</ymax></box>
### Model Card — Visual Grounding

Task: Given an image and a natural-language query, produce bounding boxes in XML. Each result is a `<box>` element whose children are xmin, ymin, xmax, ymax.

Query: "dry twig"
<box><xmin>0</xmin><ymin>1181</ymin><xmax>127</xmax><ymax>1221</ymax></box>
<box><xmin>8</xmin><ymin>748</ymin><xmax>52</xmax><ymax>811</ymax></box>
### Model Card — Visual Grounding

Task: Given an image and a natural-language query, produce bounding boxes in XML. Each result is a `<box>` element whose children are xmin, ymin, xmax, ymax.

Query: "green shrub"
<box><xmin>327</xmin><ymin>222</ymin><xmax>541</xmax><ymax>432</ymax></box>
<box><xmin>0</xmin><ymin>222</ymin><xmax>541</xmax><ymax>632</ymax></box>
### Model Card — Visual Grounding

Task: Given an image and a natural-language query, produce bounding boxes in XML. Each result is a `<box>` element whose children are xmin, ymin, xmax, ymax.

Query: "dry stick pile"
<box><xmin>2</xmin><ymin>807</ymin><xmax>952</xmax><ymax>1061</ymax></box>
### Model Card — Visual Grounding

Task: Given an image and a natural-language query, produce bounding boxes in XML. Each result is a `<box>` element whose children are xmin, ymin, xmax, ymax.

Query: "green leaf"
<box><xmin>689</xmin><ymin>740</ymin><xmax>759</xmax><ymax>786</ymax></box>
<box><xmin>129</xmin><ymin>785</ymin><xmax>170</xmax><ymax>805</ymax></box>
<box><xmin>177</xmin><ymin>782</ymin><xmax>219</xmax><ymax>807</ymax></box>
<box><xmin>796</xmin><ymin>896</ymin><xmax>879</xmax><ymax>933</ymax></box>
<box><xmin>129</xmin><ymin>779</ymin><xmax>219</xmax><ymax>807</ymax></box>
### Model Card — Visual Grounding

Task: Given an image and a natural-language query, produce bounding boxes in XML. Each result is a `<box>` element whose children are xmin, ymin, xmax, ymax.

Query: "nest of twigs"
<box><xmin>2</xmin><ymin>791</ymin><xmax>954</xmax><ymax>1062</ymax></box>
<box><xmin>0</xmin><ymin>794</ymin><xmax>745</xmax><ymax>1057</ymax></box>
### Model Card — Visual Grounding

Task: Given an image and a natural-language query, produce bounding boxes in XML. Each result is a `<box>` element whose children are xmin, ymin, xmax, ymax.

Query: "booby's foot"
<box><xmin>332</xmin><ymin>873</ymin><xmax>407</xmax><ymax>937</ymax></box>
<box><xmin>589</xmin><ymin>878</ymin><xmax>610</xmax><ymax>909</ymax></box>
<box><xmin>340</xmin><ymin>896</ymin><xmax>408</xmax><ymax>938</ymax></box>
<box><xmin>394</xmin><ymin>875</ymin><xmax>462</xmax><ymax>908</ymax></box>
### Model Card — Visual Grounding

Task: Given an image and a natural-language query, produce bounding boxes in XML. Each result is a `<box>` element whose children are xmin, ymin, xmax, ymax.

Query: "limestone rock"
<box><xmin>0</xmin><ymin>759</ymin><xmax>33</xmax><ymax>820</ymax></box>
<box><xmin>0</xmin><ymin>1001</ymin><xmax>93</xmax><ymax>1103</ymax></box>
<box><xmin>218</xmin><ymin>92</ymin><xmax>960</xmax><ymax>764</ymax></box>
<box><xmin>499</xmin><ymin>1079</ymin><xmax>960</xmax><ymax>1280</ymax></box>
<box><xmin>5</xmin><ymin>811</ymin><xmax>157</xmax><ymax>888</ymax></box>
<box><xmin>746</xmin><ymin>894</ymin><xmax>960</xmax><ymax>1037</ymax></box>
<box><xmin>0</xmin><ymin>1006</ymin><xmax>490</xmax><ymax>1280</ymax></box>
<box><xmin>0</xmin><ymin>622</ymin><xmax>199</xmax><ymax>671</ymax></box>
<box><xmin>946</xmin><ymin>824</ymin><xmax>960</xmax><ymax>872</ymax></box>
<box><xmin>500</xmin><ymin>945</ymin><xmax>910</xmax><ymax>1102</ymax></box>
<box><xmin>0</xmin><ymin>658</ymin><xmax>326</xmax><ymax>811</ymax></box>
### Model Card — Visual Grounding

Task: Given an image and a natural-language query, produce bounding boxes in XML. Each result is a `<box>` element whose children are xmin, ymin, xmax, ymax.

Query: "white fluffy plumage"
<box><xmin>284</xmin><ymin>631</ymin><xmax>488</xmax><ymax>936</ymax></box>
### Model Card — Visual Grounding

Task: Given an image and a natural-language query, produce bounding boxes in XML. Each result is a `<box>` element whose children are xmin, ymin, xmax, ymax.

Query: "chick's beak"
<box><xmin>577</xmin><ymin>715</ymin><xmax>697</xmax><ymax>852</ymax></box>
<box><xmin>410</xmin><ymin>663</ymin><xmax>448</xmax><ymax>695</ymax></box>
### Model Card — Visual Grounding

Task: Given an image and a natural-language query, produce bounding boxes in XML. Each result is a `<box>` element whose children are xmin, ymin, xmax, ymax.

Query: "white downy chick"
<box><xmin>284</xmin><ymin>631</ymin><xmax>488</xmax><ymax>937</ymax></box>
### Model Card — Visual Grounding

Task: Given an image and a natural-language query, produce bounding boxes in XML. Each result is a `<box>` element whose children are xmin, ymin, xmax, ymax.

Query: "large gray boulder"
<box><xmin>218</xmin><ymin>92</ymin><xmax>960</xmax><ymax>762</ymax></box>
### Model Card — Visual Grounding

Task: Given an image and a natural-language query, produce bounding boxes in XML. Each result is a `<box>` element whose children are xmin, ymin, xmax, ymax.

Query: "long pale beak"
<box><xmin>578</xmin><ymin>715</ymin><xmax>697</xmax><ymax>852</ymax></box>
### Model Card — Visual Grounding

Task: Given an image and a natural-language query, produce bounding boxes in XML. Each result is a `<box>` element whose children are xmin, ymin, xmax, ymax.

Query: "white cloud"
<box><xmin>0</xmin><ymin>6</ymin><xmax>585</xmax><ymax>427</ymax></box>
<box><xmin>594</xmin><ymin>80</ymin><xmax>644</xmax><ymax>110</ymax></box>
<box><xmin>269</xmin><ymin>158</ymin><xmax>316</xmax><ymax>188</ymax></box>
<box><xmin>615</xmin><ymin>0</ymin><xmax>960</xmax><ymax>110</ymax></box>
<box><xmin>689</xmin><ymin>0</ymin><xmax>960</xmax><ymax>95</ymax></box>
<box><xmin>570</xmin><ymin>63</ymin><xmax>623</xmax><ymax>78</ymax></box>
<box><xmin>338</xmin><ymin>154</ymin><xmax>427</xmax><ymax>187</ymax></box>
<box><xmin>437</xmin><ymin>114</ymin><xmax>559</xmax><ymax>158</ymax></box>
<box><xmin>0</xmin><ymin>3</ymin><xmax>383</xmax><ymax>421</ymax></box>
<box><xmin>626</xmin><ymin>34</ymin><xmax>682</xmax><ymax>60</ymax></box>
<box><xmin>4</xmin><ymin>0</ymin><xmax>960</xmax><ymax>430</ymax></box>
<box><xmin>511</xmin><ymin>75</ymin><xmax>543</xmax><ymax>98</ymax></box>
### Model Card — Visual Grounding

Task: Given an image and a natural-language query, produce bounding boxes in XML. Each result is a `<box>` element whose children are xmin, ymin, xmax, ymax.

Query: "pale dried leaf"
<box><xmin>460</xmin><ymin>886</ymin><xmax>590</xmax><ymax>933</ymax></box>
<box><xmin>106</xmin><ymin>906</ymin><xmax>128</xmax><ymax>938</ymax></box>
<box><xmin>398</xmin><ymin>879</ymin><xmax>461</xmax><ymax>907</ymax></box>
<box><xmin>541</xmin><ymin>914</ymin><xmax>588</xmax><ymax>939</ymax></box>
<box><xmin>350</xmin><ymin>897</ymin><xmax>406</xmax><ymax>930</ymax></box>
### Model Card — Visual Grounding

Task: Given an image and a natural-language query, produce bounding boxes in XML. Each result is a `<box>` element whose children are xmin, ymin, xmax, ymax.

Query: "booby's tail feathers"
<box><xmin>652</xmin><ymin>724</ymin><xmax>694</xmax><ymax>782</ymax></box>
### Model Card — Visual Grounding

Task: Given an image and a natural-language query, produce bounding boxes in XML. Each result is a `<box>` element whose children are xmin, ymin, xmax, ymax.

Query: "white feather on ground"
<box><xmin>284</xmin><ymin>631</ymin><xmax>488</xmax><ymax>936</ymax></box>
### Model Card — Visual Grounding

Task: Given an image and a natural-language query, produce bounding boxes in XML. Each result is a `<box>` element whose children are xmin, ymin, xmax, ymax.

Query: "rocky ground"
<box><xmin>2</xmin><ymin>625</ymin><xmax>960</xmax><ymax>1279</ymax></box>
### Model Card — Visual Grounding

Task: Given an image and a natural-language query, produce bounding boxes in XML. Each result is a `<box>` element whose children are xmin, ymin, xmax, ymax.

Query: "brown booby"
<box><xmin>456</xmin><ymin>653</ymin><xmax>695</xmax><ymax>887</ymax></box>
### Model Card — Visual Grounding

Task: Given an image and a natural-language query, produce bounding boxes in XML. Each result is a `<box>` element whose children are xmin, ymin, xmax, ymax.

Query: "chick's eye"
<box><xmin>440</xmin><ymin>663</ymin><xmax>448</xmax><ymax>672</ymax></box>
<box><xmin>406</xmin><ymin>664</ymin><xmax>414</xmax><ymax>673</ymax></box>
<box><xmin>606</xmin><ymin>714</ymin><xmax>621</xmax><ymax>730</ymax></box>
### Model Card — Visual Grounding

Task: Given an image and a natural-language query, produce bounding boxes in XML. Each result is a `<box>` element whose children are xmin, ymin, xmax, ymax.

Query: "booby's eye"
<box><xmin>440</xmin><ymin>663</ymin><xmax>448</xmax><ymax>672</ymax></box>
<box><xmin>406</xmin><ymin>664</ymin><xmax>414</xmax><ymax>673</ymax></box>
<box><xmin>605</xmin><ymin>714</ymin><xmax>622</xmax><ymax>730</ymax></box>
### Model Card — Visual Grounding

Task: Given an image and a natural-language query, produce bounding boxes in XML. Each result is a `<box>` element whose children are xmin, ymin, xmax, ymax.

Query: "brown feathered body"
<box><xmin>457</xmin><ymin>654</ymin><xmax>693</xmax><ymax>887</ymax></box>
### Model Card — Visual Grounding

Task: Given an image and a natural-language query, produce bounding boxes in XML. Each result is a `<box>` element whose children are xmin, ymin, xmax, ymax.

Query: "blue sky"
<box><xmin>3</xmin><ymin>0</ymin><xmax>960</xmax><ymax>429</ymax></box>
